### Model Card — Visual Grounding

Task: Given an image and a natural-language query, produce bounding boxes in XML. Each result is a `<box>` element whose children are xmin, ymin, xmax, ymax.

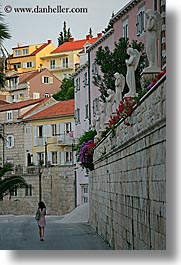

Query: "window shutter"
<box><xmin>136</xmin><ymin>14</ymin><xmax>139</xmax><ymax>35</ymax></box>
<box><xmin>23</xmin><ymin>62</ymin><xmax>27</xmax><ymax>68</ymax></box>
<box><xmin>57</xmin><ymin>152</ymin><xmax>61</xmax><ymax>165</ymax></box>
<box><xmin>33</xmin><ymin>127</ymin><xmax>37</xmax><ymax>146</ymax></box>
<box><xmin>44</xmin><ymin>124</ymin><xmax>51</xmax><ymax>137</ymax></box>
<box><xmin>31</xmin><ymin>61</ymin><xmax>34</xmax><ymax>67</ymax></box>
<box><xmin>60</xmin><ymin>151</ymin><xmax>65</xmax><ymax>165</ymax></box>
<box><xmin>49</xmin><ymin>77</ymin><xmax>53</xmax><ymax>84</ymax></box>
<box><xmin>60</xmin><ymin>123</ymin><xmax>65</xmax><ymax>134</ymax></box>
<box><xmin>34</xmin><ymin>153</ymin><xmax>38</xmax><ymax>165</ymax></box>
<box><xmin>47</xmin><ymin>152</ymin><xmax>51</xmax><ymax>164</ymax></box>
<box><xmin>11</xmin><ymin>136</ymin><xmax>14</xmax><ymax>147</ymax></box>
<box><xmin>71</xmin><ymin>122</ymin><xmax>75</xmax><ymax>133</ymax></box>
<box><xmin>41</xmin><ymin>76</ymin><xmax>45</xmax><ymax>83</ymax></box>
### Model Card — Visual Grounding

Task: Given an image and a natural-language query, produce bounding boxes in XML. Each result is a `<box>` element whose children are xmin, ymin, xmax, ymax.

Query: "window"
<box><xmin>83</xmin><ymin>186</ymin><xmax>88</xmax><ymax>194</ymax></box>
<box><xmin>23</xmin><ymin>48</ymin><xmax>28</xmax><ymax>55</ymax></box>
<box><xmin>85</xmin><ymin>104</ymin><xmax>89</xmax><ymax>119</ymax></box>
<box><xmin>6</xmin><ymin>135</ymin><xmax>14</xmax><ymax>148</ymax></box>
<box><xmin>83</xmin><ymin>72</ymin><xmax>88</xmax><ymax>87</ymax></box>
<box><xmin>65</xmin><ymin>122</ymin><xmax>72</xmax><ymax>134</ymax></box>
<box><xmin>27</xmin><ymin>61</ymin><xmax>34</xmax><ymax>68</ymax></box>
<box><xmin>52</xmin><ymin>124</ymin><xmax>57</xmax><ymax>136</ymax></box>
<box><xmin>9</xmin><ymin>77</ymin><xmax>18</xmax><ymax>90</ymax></box>
<box><xmin>33</xmin><ymin>92</ymin><xmax>40</xmax><ymax>99</ymax></box>
<box><xmin>42</xmin><ymin>76</ymin><xmax>53</xmax><ymax>84</ymax></box>
<box><xmin>22</xmin><ymin>62</ymin><xmax>34</xmax><ymax>68</ymax></box>
<box><xmin>62</xmin><ymin>57</ymin><xmax>69</xmax><ymax>68</ymax></box>
<box><xmin>52</xmin><ymin>152</ymin><xmax>58</xmax><ymax>164</ymax></box>
<box><xmin>15</xmin><ymin>50</ymin><xmax>20</xmax><ymax>56</ymax></box>
<box><xmin>123</xmin><ymin>18</ymin><xmax>128</xmax><ymax>39</ymax></box>
<box><xmin>50</xmin><ymin>59</ymin><xmax>56</xmax><ymax>69</ymax></box>
<box><xmin>10</xmin><ymin>187</ymin><xmax>18</xmax><ymax>197</ymax></box>
<box><xmin>38</xmin><ymin>152</ymin><xmax>44</xmax><ymax>164</ymax></box>
<box><xmin>75</xmin><ymin>108</ymin><xmax>80</xmax><ymax>124</ymax></box>
<box><xmin>25</xmin><ymin>185</ymin><xmax>32</xmax><ymax>196</ymax></box>
<box><xmin>92</xmin><ymin>61</ymin><xmax>98</xmax><ymax>76</ymax></box>
<box><xmin>83</xmin><ymin>197</ymin><xmax>88</xmax><ymax>203</ymax></box>
<box><xmin>65</xmin><ymin>152</ymin><xmax>72</xmax><ymax>163</ymax></box>
<box><xmin>93</xmin><ymin>98</ymin><xmax>99</xmax><ymax>115</ymax></box>
<box><xmin>136</xmin><ymin>6</ymin><xmax>145</xmax><ymax>36</ymax></box>
<box><xmin>14</xmin><ymin>63</ymin><xmax>21</xmax><ymax>69</ymax></box>
<box><xmin>19</xmin><ymin>93</ymin><xmax>24</xmax><ymax>100</ymax></box>
<box><xmin>44</xmin><ymin>93</ymin><xmax>50</xmax><ymax>98</ymax></box>
<box><xmin>154</xmin><ymin>0</ymin><xmax>158</xmax><ymax>11</ymax></box>
<box><xmin>7</xmin><ymin>111</ymin><xmax>13</xmax><ymax>121</ymax></box>
<box><xmin>75</xmin><ymin>77</ymin><xmax>80</xmax><ymax>92</ymax></box>
<box><xmin>38</xmin><ymin>126</ymin><xmax>43</xmax><ymax>138</ymax></box>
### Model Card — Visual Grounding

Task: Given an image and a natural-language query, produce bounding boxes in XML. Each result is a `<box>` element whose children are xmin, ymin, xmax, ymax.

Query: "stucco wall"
<box><xmin>89</xmin><ymin>76</ymin><xmax>166</xmax><ymax>250</ymax></box>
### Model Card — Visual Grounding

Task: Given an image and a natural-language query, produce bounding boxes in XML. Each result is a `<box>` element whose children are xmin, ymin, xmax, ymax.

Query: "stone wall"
<box><xmin>0</xmin><ymin>166</ymin><xmax>75</xmax><ymax>216</ymax></box>
<box><xmin>89</xmin><ymin>76</ymin><xmax>166</xmax><ymax>250</ymax></box>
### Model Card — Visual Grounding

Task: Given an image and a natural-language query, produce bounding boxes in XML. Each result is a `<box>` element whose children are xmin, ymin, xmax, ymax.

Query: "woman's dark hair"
<box><xmin>38</xmin><ymin>201</ymin><xmax>46</xmax><ymax>210</ymax></box>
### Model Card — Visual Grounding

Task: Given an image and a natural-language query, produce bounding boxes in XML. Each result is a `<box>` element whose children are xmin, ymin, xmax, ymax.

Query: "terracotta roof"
<box><xmin>0</xmin><ymin>100</ymin><xmax>9</xmax><ymax>106</ymax></box>
<box><xmin>14</xmin><ymin>70</ymin><xmax>40</xmax><ymax>83</ymax></box>
<box><xmin>30</xmin><ymin>43</ymin><xmax>50</xmax><ymax>55</ymax></box>
<box><xmin>18</xmin><ymin>97</ymin><xmax>57</xmax><ymax>119</ymax></box>
<box><xmin>9</xmin><ymin>68</ymin><xmax>47</xmax><ymax>83</ymax></box>
<box><xmin>25</xmin><ymin>99</ymin><xmax>74</xmax><ymax>120</ymax></box>
<box><xmin>51</xmin><ymin>37</ymin><xmax>100</xmax><ymax>53</ymax></box>
<box><xmin>0</xmin><ymin>98</ymin><xmax>44</xmax><ymax>112</ymax></box>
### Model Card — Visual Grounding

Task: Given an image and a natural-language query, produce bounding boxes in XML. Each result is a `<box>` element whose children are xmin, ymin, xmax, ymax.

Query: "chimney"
<box><xmin>86</xmin><ymin>34</ymin><xmax>91</xmax><ymax>40</ymax></box>
<box><xmin>97</xmin><ymin>33</ymin><xmax>102</xmax><ymax>38</ymax></box>
<box><xmin>69</xmin><ymin>37</ymin><xmax>74</xmax><ymax>42</ymax></box>
<box><xmin>17</xmin><ymin>42</ymin><xmax>22</xmax><ymax>47</ymax></box>
<box><xmin>47</xmin><ymin>40</ymin><xmax>52</xmax><ymax>44</ymax></box>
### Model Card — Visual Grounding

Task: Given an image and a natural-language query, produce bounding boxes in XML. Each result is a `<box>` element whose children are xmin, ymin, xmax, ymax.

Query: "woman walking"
<box><xmin>35</xmin><ymin>201</ymin><xmax>46</xmax><ymax>241</ymax></box>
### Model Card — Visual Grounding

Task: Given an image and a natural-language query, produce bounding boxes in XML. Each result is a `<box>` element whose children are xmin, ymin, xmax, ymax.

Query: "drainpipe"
<box><xmin>88</xmin><ymin>50</ymin><xmax>91</xmax><ymax>128</ymax></box>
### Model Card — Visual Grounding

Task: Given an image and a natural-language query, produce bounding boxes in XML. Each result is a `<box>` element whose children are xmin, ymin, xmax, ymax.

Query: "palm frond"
<box><xmin>0</xmin><ymin>175</ymin><xmax>27</xmax><ymax>197</ymax></box>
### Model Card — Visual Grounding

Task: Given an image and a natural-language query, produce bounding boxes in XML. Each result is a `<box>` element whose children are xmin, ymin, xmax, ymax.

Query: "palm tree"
<box><xmin>0</xmin><ymin>12</ymin><xmax>11</xmax><ymax>88</ymax></box>
<box><xmin>0</xmin><ymin>163</ymin><xmax>27</xmax><ymax>200</ymax></box>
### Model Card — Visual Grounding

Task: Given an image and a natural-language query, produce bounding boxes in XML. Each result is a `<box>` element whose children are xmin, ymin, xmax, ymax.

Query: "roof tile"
<box><xmin>0</xmin><ymin>98</ymin><xmax>44</xmax><ymax>112</ymax></box>
<box><xmin>25</xmin><ymin>99</ymin><xmax>74</xmax><ymax>120</ymax></box>
<box><xmin>51</xmin><ymin>37</ymin><xmax>100</xmax><ymax>53</ymax></box>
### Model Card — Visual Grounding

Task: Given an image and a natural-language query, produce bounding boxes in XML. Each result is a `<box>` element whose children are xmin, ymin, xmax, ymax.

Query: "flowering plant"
<box><xmin>79</xmin><ymin>139</ymin><xmax>96</xmax><ymax>171</ymax></box>
<box><xmin>146</xmin><ymin>68</ymin><xmax>166</xmax><ymax>91</ymax></box>
<box><xmin>109</xmin><ymin>96</ymin><xmax>137</xmax><ymax>128</ymax></box>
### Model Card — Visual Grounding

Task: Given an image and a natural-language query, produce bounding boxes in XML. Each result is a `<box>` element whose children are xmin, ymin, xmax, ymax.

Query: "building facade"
<box><xmin>5</xmin><ymin>68</ymin><xmax>61</xmax><ymax>102</ymax></box>
<box><xmin>0</xmin><ymin>98</ymin><xmax>44</xmax><ymax>167</ymax></box>
<box><xmin>7</xmin><ymin>40</ymin><xmax>56</xmax><ymax>73</ymax></box>
<box><xmin>23</xmin><ymin>99</ymin><xmax>75</xmax><ymax>167</ymax></box>
<box><xmin>41</xmin><ymin>34</ymin><xmax>102</xmax><ymax>81</ymax></box>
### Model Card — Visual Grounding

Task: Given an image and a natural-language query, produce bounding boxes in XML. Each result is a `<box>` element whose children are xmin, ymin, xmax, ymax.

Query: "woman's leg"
<box><xmin>42</xmin><ymin>227</ymin><xmax>44</xmax><ymax>239</ymax></box>
<box><xmin>39</xmin><ymin>226</ymin><xmax>41</xmax><ymax>239</ymax></box>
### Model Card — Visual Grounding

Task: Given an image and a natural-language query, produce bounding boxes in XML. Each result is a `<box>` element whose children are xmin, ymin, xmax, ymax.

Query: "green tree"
<box><xmin>93</xmin><ymin>38</ymin><xmax>146</xmax><ymax>101</ymax></box>
<box><xmin>53</xmin><ymin>77</ymin><xmax>74</xmax><ymax>101</ymax></box>
<box><xmin>0</xmin><ymin>12</ymin><xmax>11</xmax><ymax>88</ymax></box>
<box><xmin>57</xmin><ymin>21</ymin><xmax>72</xmax><ymax>47</ymax></box>
<box><xmin>0</xmin><ymin>163</ymin><xmax>27</xmax><ymax>200</ymax></box>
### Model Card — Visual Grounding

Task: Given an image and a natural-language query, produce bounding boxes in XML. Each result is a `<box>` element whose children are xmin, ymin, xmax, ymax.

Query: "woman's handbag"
<box><xmin>35</xmin><ymin>209</ymin><xmax>40</xmax><ymax>221</ymax></box>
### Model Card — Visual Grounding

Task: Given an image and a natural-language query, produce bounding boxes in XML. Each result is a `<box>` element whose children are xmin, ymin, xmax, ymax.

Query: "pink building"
<box><xmin>74</xmin><ymin>0</ymin><xmax>166</xmax><ymax>206</ymax></box>
<box><xmin>5</xmin><ymin>68</ymin><xmax>61</xmax><ymax>102</ymax></box>
<box><xmin>88</xmin><ymin>0</ymin><xmax>165</xmax><ymax>125</ymax></box>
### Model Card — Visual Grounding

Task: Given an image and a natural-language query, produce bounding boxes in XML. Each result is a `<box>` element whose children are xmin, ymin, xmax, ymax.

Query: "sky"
<box><xmin>0</xmin><ymin>0</ymin><xmax>130</xmax><ymax>53</ymax></box>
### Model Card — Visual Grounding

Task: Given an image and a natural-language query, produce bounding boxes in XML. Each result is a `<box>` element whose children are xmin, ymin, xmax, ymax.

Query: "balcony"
<box><xmin>35</xmin><ymin>133</ymin><xmax>74</xmax><ymax>146</ymax></box>
<box><xmin>56</xmin><ymin>133</ymin><xmax>74</xmax><ymax>145</ymax></box>
<box><xmin>48</xmin><ymin>63</ymin><xmax>74</xmax><ymax>72</ymax></box>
